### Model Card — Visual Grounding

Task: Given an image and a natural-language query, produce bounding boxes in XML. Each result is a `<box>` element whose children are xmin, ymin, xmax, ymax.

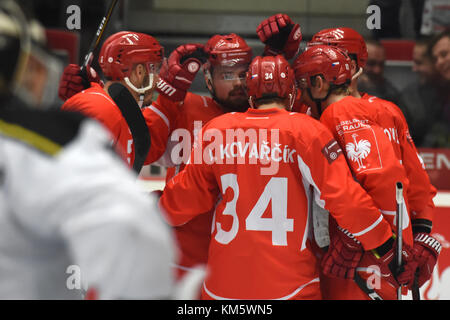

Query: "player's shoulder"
<box><xmin>362</xmin><ymin>93</ymin><xmax>405</xmax><ymax>119</ymax></box>
<box><xmin>289</xmin><ymin>111</ymin><xmax>332</xmax><ymax>137</ymax></box>
<box><xmin>182</xmin><ymin>92</ymin><xmax>223</xmax><ymax>117</ymax></box>
<box><xmin>284</xmin><ymin>112</ymin><xmax>332</xmax><ymax>141</ymax></box>
<box><xmin>63</xmin><ymin>84</ymin><xmax>124</xmax><ymax>127</ymax></box>
<box><xmin>0</xmin><ymin>104</ymin><xmax>87</xmax><ymax>155</ymax></box>
<box><xmin>201</xmin><ymin>110</ymin><xmax>240</xmax><ymax>130</ymax></box>
<box><xmin>323</xmin><ymin>95</ymin><xmax>363</xmax><ymax>117</ymax></box>
<box><xmin>184</xmin><ymin>92</ymin><xmax>215</xmax><ymax>106</ymax></box>
<box><xmin>63</xmin><ymin>83</ymin><xmax>116</xmax><ymax>109</ymax></box>
<box><xmin>282</xmin><ymin>109</ymin><xmax>317</xmax><ymax>125</ymax></box>
<box><xmin>362</xmin><ymin>92</ymin><xmax>400</xmax><ymax>110</ymax></box>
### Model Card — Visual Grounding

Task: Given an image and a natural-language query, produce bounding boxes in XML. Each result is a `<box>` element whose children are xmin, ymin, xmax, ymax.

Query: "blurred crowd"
<box><xmin>358</xmin><ymin>31</ymin><xmax>450</xmax><ymax>148</ymax></box>
<box><xmin>361</xmin><ymin>0</ymin><xmax>449</xmax><ymax>148</ymax></box>
<box><xmin>24</xmin><ymin>0</ymin><xmax>450</xmax><ymax>148</ymax></box>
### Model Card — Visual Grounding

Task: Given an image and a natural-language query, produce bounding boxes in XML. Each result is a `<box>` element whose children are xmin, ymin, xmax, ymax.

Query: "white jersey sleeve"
<box><xmin>0</xmin><ymin>117</ymin><xmax>176</xmax><ymax>299</ymax></box>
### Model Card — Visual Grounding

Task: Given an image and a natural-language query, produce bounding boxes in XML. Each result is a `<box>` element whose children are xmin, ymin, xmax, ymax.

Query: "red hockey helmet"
<box><xmin>308</xmin><ymin>28</ymin><xmax>368</xmax><ymax>68</ymax></box>
<box><xmin>98</xmin><ymin>31</ymin><xmax>164</xmax><ymax>81</ymax></box>
<box><xmin>293</xmin><ymin>45</ymin><xmax>352</xmax><ymax>87</ymax></box>
<box><xmin>204</xmin><ymin>33</ymin><xmax>252</xmax><ymax>68</ymax></box>
<box><xmin>246</xmin><ymin>55</ymin><xmax>295</xmax><ymax>107</ymax></box>
<box><xmin>98</xmin><ymin>31</ymin><xmax>130</xmax><ymax>67</ymax></box>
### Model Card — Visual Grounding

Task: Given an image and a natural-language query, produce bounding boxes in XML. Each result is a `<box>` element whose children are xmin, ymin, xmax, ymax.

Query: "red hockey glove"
<box><xmin>157</xmin><ymin>44</ymin><xmax>207</xmax><ymax>102</ymax></box>
<box><xmin>256</xmin><ymin>13</ymin><xmax>302</xmax><ymax>59</ymax></box>
<box><xmin>58</xmin><ymin>64</ymin><xmax>102</xmax><ymax>101</ymax></box>
<box><xmin>321</xmin><ymin>224</ymin><xmax>363</xmax><ymax>279</ymax></box>
<box><xmin>412</xmin><ymin>232</ymin><xmax>441</xmax><ymax>288</ymax></box>
<box><xmin>357</xmin><ymin>237</ymin><xmax>418</xmax><ymax>289</ymax></box>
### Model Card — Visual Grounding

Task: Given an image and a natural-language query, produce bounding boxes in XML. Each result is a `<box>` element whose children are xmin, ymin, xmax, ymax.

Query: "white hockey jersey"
<box><xmin>0</xmin><ymin>107</ymin><xmax>176</xmax><ymax>299</ymax></box>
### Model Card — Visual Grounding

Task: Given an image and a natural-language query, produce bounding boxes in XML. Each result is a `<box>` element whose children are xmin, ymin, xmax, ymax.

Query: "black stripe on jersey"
<box><xmin>411</xmin><ymin>218</ymin><xmax>433</xmax><ymax>234</ymax></box>
<box><xmin>0</xmin><ymin>105</ymin><xmax>86</xmax><ymax>155</ymax></box>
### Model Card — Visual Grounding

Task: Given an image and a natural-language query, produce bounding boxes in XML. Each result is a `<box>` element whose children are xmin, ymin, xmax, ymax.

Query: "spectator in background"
<box><xmin>430</xmin><ymin>29</ymin><xmax>450</xmax><ymax>82</ymax></box>
<box><xmin>400</xmin><ymin>37</ymin><xmax>443</xmax><ymax>146</ymax></box>
<box><xmin>358</xmin><ymin>39</ymin><xmax>407</xmax><ymax>115</ymax></box>
<box><xmin>423</xmin><ymin>29</ymin><xmax>450</xmax><ymax>147</ymax></box>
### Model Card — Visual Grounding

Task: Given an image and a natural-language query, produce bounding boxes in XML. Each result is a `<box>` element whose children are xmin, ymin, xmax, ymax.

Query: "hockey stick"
<box><xmin>352</xmin><ymin>183</ymin><xmax>404</xmax><ymax>301</ymax></box>
<box><xmin>107</xmin><ymin>83</ymin><xmax>151</xmax><ymax>174</ymax></box>
<box><xmin>396</xmin><ymin>182</ymin><xmax>404</xmax><ymax>300</ymax></box>
<box><xmin>80</xmin><ymin>0</ymin><xmax>120</xmax><ymax>72</ymax></box>
<box><xmin>354</xmin><ymin>273</ymin><xmax>383</xmax><ymax>300</ymax></box>
<box><xmin>412</xmin><ymin>270</ymin><xmax>421</xmax><ymax>300</ymax></box>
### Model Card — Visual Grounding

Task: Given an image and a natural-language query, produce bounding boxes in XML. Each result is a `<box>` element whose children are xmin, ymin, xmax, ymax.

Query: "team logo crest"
<box><xmin>188</xmin><ymin>61</ymin><xmax>200</xmax><ymax>73</ymax></box>
<box><xmin>345</xmin><ymin>133</ymin><xmax>372</xmax><ymax>171</ymax></box>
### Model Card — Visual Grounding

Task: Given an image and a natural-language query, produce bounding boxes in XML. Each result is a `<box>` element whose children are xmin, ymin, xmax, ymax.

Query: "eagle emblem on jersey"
<box><xmin>346</xmin><ymin>133</ymin><xmax>371</xmax><ymax>171</ymax></box>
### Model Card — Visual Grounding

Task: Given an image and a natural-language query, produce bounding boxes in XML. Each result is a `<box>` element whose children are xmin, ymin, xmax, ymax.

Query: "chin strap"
<box><xmin>248</xmin><ymin>96</ymin><xmax>255</xmax><ymax>109</ymax></box>
<box><xmin>123</xmin><ymin>73</ymin><xmax>155</xmax><ymax>108</ymax></box>
<box><xmin>307</xmin><ymin>86</ymin><xmax>332</xmax><ymax>117</ymax></box>
<box><xmin>287</xmin><ymin>88</ymin><xmax>296</xmax><ymax>111</ymax></box>
<box><xmin>351</xmin><ymin>67</ymin><xmax>363</xmax><ymax>81</ymax></box>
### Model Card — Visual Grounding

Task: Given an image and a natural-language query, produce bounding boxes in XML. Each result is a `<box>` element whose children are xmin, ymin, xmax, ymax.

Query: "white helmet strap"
<box><xmin>351</xmin><ymin>67</ymin><xmax>363</xmax><ymax>81</ymax></box>
<box><xmin>123</xmin><ymin>72</ymin><xmax>154</xmax><ymax>95</ymax></box>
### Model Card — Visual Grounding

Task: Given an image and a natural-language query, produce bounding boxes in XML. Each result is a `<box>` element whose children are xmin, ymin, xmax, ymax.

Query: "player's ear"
<box><xmin>312</xmin><ymin>75</ymin><xmax>324</xmax><ymax>90</ymax></box>
<box><xmin>204</xmin><ymin>69</ymin><xmax>213</xmax><ymax>91</ymax></box>
<box><xmin>129</xmin><ymin>63</ymin><xmax>146</xmax><ymax>86</ymax></box>
<box><xmin>350</xmin><ymin>59</ymin><xmax>357</xmax><ymax>74</ymax></box>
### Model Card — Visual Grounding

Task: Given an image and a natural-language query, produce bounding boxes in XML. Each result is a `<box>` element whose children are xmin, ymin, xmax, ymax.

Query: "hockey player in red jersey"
<box><xmin>159</xmin><ymin>54</ymin><xmax>415</xmax><ymax>300</ymax></box>
<box><xmin>308</xmin><ymin>27</ymin><xmax>437</xmax><ymax>228</ymax></box>
<box><xmin>57</xmin><ymin>24</ymin><xmax>302</xmax><ymax>283</ymax></box>
<box><xmin>152</xmin><ymin>34</ymin><xmax>253</xmax><ymax>280</ymax></box>
<box><xmin>305</xmin><ymin>28</ymin><xmax>440</xmax><ymax>298</ymax></box>
<box><xmin>61</xmin><ymin>31</ymin><xmax>174</xmax><ymax>171</ymax></box>
<box><xmin>257</xmin><ymin>13</ymin><xmax>441</xmax><ymax>297</ymax></box>
<box><xmin>293</xmin><ymin>45</ymin><xmax>437</xmax><ymax>299</ymax></box>
<box><xmin>156</xmin><ymin>29</ymin><xmax>302</xmax><ymax>280</ymax></box>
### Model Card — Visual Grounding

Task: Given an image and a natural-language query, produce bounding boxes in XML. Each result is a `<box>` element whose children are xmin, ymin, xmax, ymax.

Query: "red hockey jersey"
<box><xmin>155</xmin><ymin>92</ymin><xmax>225</xmax><ymax>277</ymax></box>
<box><xmin>320</xmin><ymin>95</ymin><xmax>413</xmax><ymax>245</ymax></box>
<box><xmin>160</xmin><ymin>107</ymin><xmax>393</xmax><ymax>299</ymax></box>
<box><xmin>361</xmin><ymin>93</ymin><xmax>436</xmax><ymax>225</ymax></box>
<box><xmin>61</xmin><ymin>83</ymin><xmax>175</xmax><ymax>167</ymax></box>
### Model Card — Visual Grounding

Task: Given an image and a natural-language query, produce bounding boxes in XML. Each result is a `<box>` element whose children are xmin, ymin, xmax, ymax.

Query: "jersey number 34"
<box><xmin>213</xmin><ymin>174</ymin><xmax>294</xmax><ymax>246</ymax></box>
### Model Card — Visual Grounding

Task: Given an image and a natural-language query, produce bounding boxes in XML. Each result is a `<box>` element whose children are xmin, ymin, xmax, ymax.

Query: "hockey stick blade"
<box><xmin>412</xmin><ymin>270</ymin><xmax>421</xmax><ymax>300</ymax></box>
<box><xmin>107</xmin><ymin>83</ymin><xmax>151</xmax><ymax>174</ymax></box>
<box><xmin>354</xmin><ymin>273</ymin><xmax>383</xmax><ymax>300</ymax></box>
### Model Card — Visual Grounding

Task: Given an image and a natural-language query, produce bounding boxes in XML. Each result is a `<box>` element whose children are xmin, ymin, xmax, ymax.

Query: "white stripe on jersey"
<box><xmin>380</xmin><ymin>202</ymin><xmax>410</xmax><ymax>230</ymax></box>
<box><xmin>352</xmin><ymin>214</ymin><xmax>384</xmax><ymax>237</ymax></box>
<box><xmin>148</xmin><ymin>104</ymin><xmax>170</xmax><ymax>131</ymax></box>
<box><xmin>203</xmin><ymin>277</ymin><xmax>320</xmax><ymax>300</ymax></box>
<box><xmin>296</xmin><ymin>154</ymin><xmax>385</xmax><ymax>239</ymax></box>
<box><xmin>85</xmin><ymin>91</ymin><xmax>116</xmax><ymax>106</ymax></box>
<box><xmin>296</xmin><ymin>155</ymin><xmax>326</xmax><ymax>208</ymax></box>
